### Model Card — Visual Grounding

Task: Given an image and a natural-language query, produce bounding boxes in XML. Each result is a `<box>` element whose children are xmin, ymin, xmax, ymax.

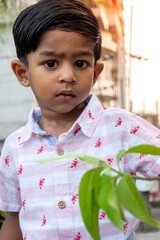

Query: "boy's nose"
<box><xmin>58</xmin><ymin>64</ymin><xmax>76</xmax><ymax>83</ymax></box>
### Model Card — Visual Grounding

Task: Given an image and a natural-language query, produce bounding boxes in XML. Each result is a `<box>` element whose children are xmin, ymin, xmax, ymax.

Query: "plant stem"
<box><xmin>131</xmin><ymin>175</ymin><xmax>160</xmax><ymax>181</ymax></box>
<box><xmin>110</xmin><ymin>167</ymin><xmax>160</xmax><ymax>181</ymax></box>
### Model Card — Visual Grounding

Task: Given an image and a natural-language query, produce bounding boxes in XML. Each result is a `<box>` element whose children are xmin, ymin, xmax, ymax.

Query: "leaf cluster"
<box><xmin>38</xmin><ymin>144</ymin><xmax>160</xmax><ymax>239</ymax></box>
<box><xmin>0</xmin><ymin>210</ymin><xmax>7</xmax><ymax>223</ymax></box>
<box><xmin>0</xmin><ymin>0</ymin><xmax>27</xmax><ymax>26</ymax></box>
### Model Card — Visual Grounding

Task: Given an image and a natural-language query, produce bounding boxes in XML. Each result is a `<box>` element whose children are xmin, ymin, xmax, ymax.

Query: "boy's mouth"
<box><xmin>56</xmin><ymin>90</ymin><xmax>76</xmax><ymax>100</ymax></box>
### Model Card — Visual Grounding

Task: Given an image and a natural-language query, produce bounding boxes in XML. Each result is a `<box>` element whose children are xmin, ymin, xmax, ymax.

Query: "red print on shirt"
<box><xmin>70</xmin><ymin>158</ymin><xmax>78</xmax><ymax>168</ymax></box>
<box><xmin>88</xmin><ymin>110</ymin><xmax>95</xmax><ymax>120</ymax></box>
<box><xmin>74</xmin><ymin>127</ymin><xmax>81</xmax><ymax>136</ymax></box>
<box><xmin>4</xmin><ymin>156</ymin><xmax>10</xmax><ymax>166</ymax></box>
<box><xmin>17</xmin><ymin>187</ymin><xmax>21</xmax><ymax>191</ymax></box>
<box><xmin>107</xmin><ymin>158</ymin><xmax>113</xmax><ymax>165</ymax></box>
<box><xmin>39</xmin><ymin>178</ymin><xmax>45</xmax><ymax>189</ymax></box>
<box><xmin>99</xmin><ymin>210</ymin><xmax>106</xmax><ymax>220</ymax></box>
<box><xmin>74</xmin><ymin>232</ymin><xmax>81</xmax><ymax>240</ymax></box>
<box><xmin>22</xmin><ymin>200</ymin><xmax>26</xmax><ymax>210</ymax></box>
<box><xmin>18</xmin><ymin>136</ymin><xmax>21</xmax><ymax>143</ymax></box>
<box><xmin>37</xmin><ymin>146</ymin><xmax>44</xmax><ymax>154</ymax></box>
<box><xmin>41</xmin><ymin>215</ymin><xmax>46</xmax><ymax>226</ymax></box>
<box><xmin>139</xmin><ymin>153</ymin><xmax>146</xmax><ymax>159</ymax></box>
<box><xmin>72</xmin><ymin>194</ymin><xmax>78</xmax><ymax>205</ymax></box>
<box><xmin>156</xmin><ymin>134</ymin><xmax>160</xmax><ymax>139</ymax></box>
<box><xmin>123</xmin><ymin>223</ymin><xmax>128</xmax><ymax>235</ymax></box>
<box><xmin>18</xmin><ymin>165</ymin><xmax>23</xmax><ymax>175</ymax></box>
<box><xmin>95</xmin><ymin>138</ymin><xmax>101</xmax><ymax>148</ymax></box>
<box><xmin>115</xmin><ymin>117</ymin><xmax>122</xmax><ymax>127</ymax></box>
<box><xmin>130</xmin><ymin>126</ymin><xmax>139</xmax><ymax>134</ymax></box>
<box><xmin>23</xmin><ymin>233</ymin><xmax>27</xmax><ymax>240</ymax></box>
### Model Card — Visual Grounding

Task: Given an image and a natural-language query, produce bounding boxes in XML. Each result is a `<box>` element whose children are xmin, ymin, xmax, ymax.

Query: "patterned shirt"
<box><xmin>1</xmin><ymin>94</ymin><xmax>160</xmax><ymax>240</ymax></box>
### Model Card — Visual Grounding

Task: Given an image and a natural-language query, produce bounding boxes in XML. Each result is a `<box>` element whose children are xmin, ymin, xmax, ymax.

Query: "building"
<box><xmin>0</xmin><ymin>2</ymin><xmax>36</xmax><ymax>151</ymax></box>
<box><xmin>83</xmin><ymin>0</ymin><xmax>126</xmax><ymax>109</ymax></box>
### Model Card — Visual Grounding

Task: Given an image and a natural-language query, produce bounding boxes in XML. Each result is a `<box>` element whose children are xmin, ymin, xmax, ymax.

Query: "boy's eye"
<box><xmin>45</xmin><ymin>60</ymin><xmax>58</xmax><ymax>68</ymax></box>
<box><xmin>75</xmin><ymin>60</ymin><xmax>88</xmax><ymax>68</ymax></box>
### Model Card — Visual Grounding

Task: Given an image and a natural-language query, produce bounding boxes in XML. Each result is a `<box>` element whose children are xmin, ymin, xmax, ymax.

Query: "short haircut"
<box><xmin>12</xmin><ymin>0</ymin><xmax>102</xmax><ymax>65</ymax></box>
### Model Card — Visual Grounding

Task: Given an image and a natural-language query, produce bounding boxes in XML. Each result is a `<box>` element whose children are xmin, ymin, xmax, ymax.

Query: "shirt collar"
<box><xmin>18</xmin><ymin>108</ymin><xmax>42</xmax><ymax>144</ymax></box>
<box><xmin>76</xmin><ymin>94</ymin><xmax>103</xmax><ymax>137</ymax></box>
<box><xmin>18</xmin><ymin>94</ymin><xmax>103</xmax><ymax>144</ymax></box>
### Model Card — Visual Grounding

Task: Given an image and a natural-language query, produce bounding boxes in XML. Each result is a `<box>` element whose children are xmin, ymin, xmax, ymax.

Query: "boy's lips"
<box><xmin>56</xmin><ymin>90</ymin><xmax>76</xmax><ymax>100</ymax></box>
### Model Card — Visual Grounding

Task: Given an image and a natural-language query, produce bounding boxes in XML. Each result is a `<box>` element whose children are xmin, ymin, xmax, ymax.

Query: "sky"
<box><xmin>124</xmin><ymin>0</ymin><xmax>160</xmax><ymax>113</ymax></box>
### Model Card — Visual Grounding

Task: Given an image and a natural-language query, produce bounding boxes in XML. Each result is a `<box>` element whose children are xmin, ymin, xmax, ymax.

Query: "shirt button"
<box><xmin>36</xmin><ymin>134</ymin><xmax>42</xmax><ymax>138</ymax></box>
<box><xmin>56</xmin><ymin>148</ymin><xmax>64</xmax><ymax>155</ymax></box>
<box><xmin>58</xmin><ymin>201</ymin><xmax>66</xmax><ymax>209</ymax></box>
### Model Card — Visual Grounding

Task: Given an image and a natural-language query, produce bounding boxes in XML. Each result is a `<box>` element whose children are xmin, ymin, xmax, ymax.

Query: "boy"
<box><xmin>0</xmin><ymin>0</ymin><xmax>160</xmax><ymax>239</ymax></box>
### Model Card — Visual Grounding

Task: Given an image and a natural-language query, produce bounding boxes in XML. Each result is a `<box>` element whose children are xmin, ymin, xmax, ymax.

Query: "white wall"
<box><xmin>0</xmin><ymin>29</ymin><xmax>35</xmax><ymax>146</ymax></box>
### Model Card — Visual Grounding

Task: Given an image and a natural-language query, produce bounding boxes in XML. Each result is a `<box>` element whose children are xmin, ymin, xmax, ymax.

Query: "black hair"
<box><xmin>12</xmin><ymin>0</ymin><xmax>102</xmax><ymax>65</ymax></box>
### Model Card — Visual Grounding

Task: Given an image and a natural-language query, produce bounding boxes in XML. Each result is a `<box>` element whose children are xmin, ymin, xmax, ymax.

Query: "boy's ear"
<box><xmin>93</xmin><ymin>62</ymin><xmax>104</xmax><ymax>86</ymax></box>
<box><xmin>11</xmin><ymin>59</ymin><xmax>30</xmax><ymax>87</ymax></box>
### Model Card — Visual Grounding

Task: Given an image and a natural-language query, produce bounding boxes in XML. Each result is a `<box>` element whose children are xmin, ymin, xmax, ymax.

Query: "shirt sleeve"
<box><xmin>0</xmin><ymin>139</ymin><xmax>21</xmax><ymax>212</ymax></box>
<box><xmin>126</xmin><ymin>113</ymin><xmax>160</xmax><ymax>177</ymax></box>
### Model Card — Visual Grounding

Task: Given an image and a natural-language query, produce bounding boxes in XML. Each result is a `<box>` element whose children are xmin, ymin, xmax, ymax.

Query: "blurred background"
<box><xmin>0</xmin><ymin>0</ymin><xmax>160</xmax><ymax>150</ymax></box>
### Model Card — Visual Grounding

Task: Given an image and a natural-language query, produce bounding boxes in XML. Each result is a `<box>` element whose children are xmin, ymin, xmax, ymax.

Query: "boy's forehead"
<box><xmin>26</xmin><ymin>29</ymin><xmax>97</xmax><ymax>63</ymax></box>
<box><xmin>37</xmin><ymin>29</ymin><xmax>95</xmax><ymax>54</ymax></box>
<box><xmin>38</xmin><ymin>50</ymin><xmax>94</xmax><ymax>58</ymax></box>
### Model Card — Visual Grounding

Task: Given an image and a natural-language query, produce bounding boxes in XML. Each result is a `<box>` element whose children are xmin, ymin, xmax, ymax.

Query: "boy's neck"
<box><xmin>38</xmin><ymin>102</ymin><xmax>86</xmax><ymax>138</ymax></box>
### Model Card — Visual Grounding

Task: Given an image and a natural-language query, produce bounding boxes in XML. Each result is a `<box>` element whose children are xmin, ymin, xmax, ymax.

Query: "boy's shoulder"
<box><xmin>3</xmin><ymin>108</ymin><xmax>35</xmax><ymax>148</ymax></box>
<box><xmin>3</xmin><ymin>125</ymin><xmax>28</xmax><ymax>151</ymax></box>
<box><xmin>89</xmin><ymin>94</ymin><xmax>134</xmax><ymax>118</ymax></box>
<box><xmin>5</xmin><ymin>125</ymin><xmax>26</xmax><ymax>141</ymax></box>
<box><xmin>100</xmin><ymin>107</ymin><xmax>135</xmax><ymax>130</ymax></box>
<box><xmin>1</xmin><ymin>125</ymin><xmax>27</xmax><ymax>157</ymax></box>
<box><xmin>102</xmin><ymin>106</ymin><xmax>134</xmax><ymax>119</ymax></box>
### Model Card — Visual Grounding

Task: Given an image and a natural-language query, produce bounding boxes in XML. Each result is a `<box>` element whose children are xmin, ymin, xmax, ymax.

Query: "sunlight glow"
<box><xmin>124</xmin><ymin>0</ymin><xmax>160</xmax><ymax>114</ymax></box>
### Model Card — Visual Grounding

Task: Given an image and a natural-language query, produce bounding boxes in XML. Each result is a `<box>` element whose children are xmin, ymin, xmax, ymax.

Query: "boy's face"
<box><xmin>12</xmin><ymin>30</ymin><xmax>103</xmax><ymax>116</ymax></box>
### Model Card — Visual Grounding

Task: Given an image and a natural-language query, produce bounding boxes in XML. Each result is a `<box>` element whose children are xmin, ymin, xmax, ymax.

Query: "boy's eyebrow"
<box><xmin>72</xmin><ymin>51</ymin><xmax>94</xmax><ymax>57</ymax></box>
<box><xmin>38</xmin><ymin>50</ymin><xmax>94</xmax><ymax>57</ymax></box>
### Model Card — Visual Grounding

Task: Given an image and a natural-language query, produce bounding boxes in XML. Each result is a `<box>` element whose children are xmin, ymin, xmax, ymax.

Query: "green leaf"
<box><xmin>37</xmin><ymin>153</ymin><xmax>104</xmax><ymax>165</ymax></box>
<box><xmin>126</xmin><ymin>144</ymin><xmax>160</xmax><ymax>155</ymax></box>
<box><xmin>118</xmin><ymin>203</ymin><xmax>128</xmax><ymax>223</ymax></box>
<box><xmin>112</xmin><ymin>176</ymin><xmax>128</xmax><ymax>223</ymax></box>
<box><xmin>117</xmin><ymin>144</ymin><xmax>160</xmax><ymax>170</ymax></box>
<box><xmin>79</xmin><ymin>167</ymin><xmax>104</xmax><ymax>240</ymax></box>
<box><xmin>116</xmin><ymin>174</ymin><xmax>160</xmax><ymax>227</ymax></box>
<box><xmin>117</xmin><ymin>144</ymin><xmax>160</xmax><ymax>162</ymax></box>
<box><xmin>117</xmin><ymin>150</ymin><xmax>126</xmax><ymax>163</ymax></box>
<box><xmin>0</xmin><ymin>210</ymin><xmax>7</xmax><ymax>218</ymax></box>
<box><xmin>37</xmin><ymin>155</ymin><xmax>66</xmax><ymax>164</ymax></box>
<box><xmin>75</xmin><ymin>154</ymin><xmax>105</xmax><ymax>165</ymax></box>
<box><xmin>95</xmin><ymin>173</ymin><xmax>123</xmax><ymax>231</ymax></box>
